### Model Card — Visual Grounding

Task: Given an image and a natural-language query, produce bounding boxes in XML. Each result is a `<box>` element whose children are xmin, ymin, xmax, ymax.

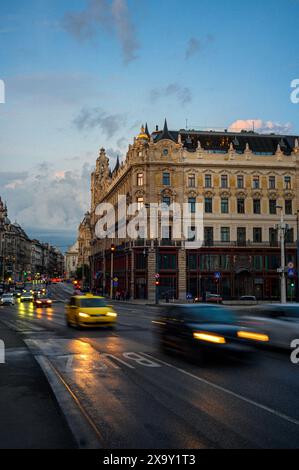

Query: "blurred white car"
<box><xmin>0</xmin><ymin>293</ymin><xmax>15</xmax><ymax>306</ymax></box>
<box><xmin>241</xmin><ymin>304</ymin><xmax>299</xmax><ymax>349</ymax></box>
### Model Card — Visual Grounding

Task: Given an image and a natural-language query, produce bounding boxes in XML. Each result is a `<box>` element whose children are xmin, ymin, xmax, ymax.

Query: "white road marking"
<box><xmin>0</xmin><ymin>319</ymin><xmax>43</xmax><ymax>332</ymax></box>
<box><xmin>141</xmin><ymin>353</ymin><xmax>299</xmax><ymax>427</ymax></box>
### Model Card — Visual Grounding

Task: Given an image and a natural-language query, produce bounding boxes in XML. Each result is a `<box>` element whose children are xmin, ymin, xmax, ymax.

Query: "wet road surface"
<box><xmin>1</xmin><ymin>286</ymin><xmax>299</xmax><ymax>449</ymax></box>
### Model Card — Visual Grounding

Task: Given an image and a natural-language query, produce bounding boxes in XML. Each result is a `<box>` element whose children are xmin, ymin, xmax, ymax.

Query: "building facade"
<box><xmin>0</xmin><ymin>197</ymin><xmax>65</xmax><ymax>282</ymax></box>
<box><xmin>89</xmin><ymin>122</ymin><xmax>299</xmax><ymax>301</ymax></box>
<box><xmin>65</xmin><ymin>241</ymin><xmax>79</xmax><ymax>279</ymax></box>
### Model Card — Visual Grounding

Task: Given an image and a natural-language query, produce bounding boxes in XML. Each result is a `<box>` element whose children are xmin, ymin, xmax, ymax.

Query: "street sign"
<box><xmin>288</xmin><ymin>262</ymin><xmax>294</xmax><ymax>269</ymax></box>
<box><xmin>214</xmin><ymin>272</ymin><xmax>221</xmax><ymax>280</ymax></box>
<box><xmin>154</xmin><ymin>273</ymin><xmax>160</xmax><ymax>280</ymax></box>
<box><xmin>288</xmin><ymin>268</ymin><xmax>295</xmax><ymax>278</ymax></box>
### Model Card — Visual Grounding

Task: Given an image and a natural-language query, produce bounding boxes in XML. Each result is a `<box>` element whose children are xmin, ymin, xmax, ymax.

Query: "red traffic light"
<box><xmin>155</xmin><ymin>280</ymin><xmax>160</xmax><ymax>286</ymax></box>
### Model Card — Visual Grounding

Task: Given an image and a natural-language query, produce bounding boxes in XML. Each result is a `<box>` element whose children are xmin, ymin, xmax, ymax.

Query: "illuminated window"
<box><xmin>137</xmin><ymin>197</ymin><xmax>144</xmax><ymax>211</ymax></box>
<box><xmin>137</xmin><ymin>173</ymin><xmax>144</xmax><ymax>186</ymax></box>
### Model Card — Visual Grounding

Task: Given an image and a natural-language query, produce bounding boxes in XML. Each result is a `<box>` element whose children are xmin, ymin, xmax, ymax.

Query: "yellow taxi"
<box><xmin>65</xmin><ymin>294</ymin><xmax>118</xmax><ymax>328</ymax></box>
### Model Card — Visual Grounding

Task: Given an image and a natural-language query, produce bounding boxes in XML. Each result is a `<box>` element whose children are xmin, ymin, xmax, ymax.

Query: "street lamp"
<box><xmin>296</xmin><ymin>210</ymin><xmax>299</xmax><ymax>302</ymax></box>
<box><xmin>276</xmin><ymin>205</ymin><xmax>286</xmax><ymax>304</ymax></box>
<box><xmin>110</xmin><ymin>244</ymin><xmax>115</xmax><ymax>299</ymax></box>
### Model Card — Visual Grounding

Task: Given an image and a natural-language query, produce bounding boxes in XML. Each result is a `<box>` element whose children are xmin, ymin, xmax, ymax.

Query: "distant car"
<box><xmin>206</xmin><ymin>293</ymin><xmax>223</xmax><ymax>304</ymax></box>
<box><xmin>241</xmin><ymin>304</ymin><xmax>299</xmax><ymax>350</ymax></box>
<box><xmin>20</xmin><ymin>292</ymin><xmax>34</xmax><ymax>302</ymax></box>
<box><xmin>153</xmin><ymin>304</ymin><xmax>269</xmax><ymax>362</ymax></box>
<box><xmin>240</xmin><ymin>296</ymin><xmax>257</xmax><ymax>302</ymax></box>
<box><xmin>34</xmin><ymin>296</ymin><xmax>53</xmax><ymax>307</ymax></box>
<box><xmin>65</xmin><ymin>294</ymin><xmax>118</xmax><ymax>328</ymax></box>
<box><xmin>0</xmin><ymin>293</ymin><xmax>15</xmax><ymax>306</ymax></box>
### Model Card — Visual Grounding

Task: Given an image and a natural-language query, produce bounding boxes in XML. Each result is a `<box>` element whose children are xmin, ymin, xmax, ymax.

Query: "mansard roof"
<box><xmin>153</xmin><ymin>126</ymin><xmax>298</xmax><ymax>155</ymax></box>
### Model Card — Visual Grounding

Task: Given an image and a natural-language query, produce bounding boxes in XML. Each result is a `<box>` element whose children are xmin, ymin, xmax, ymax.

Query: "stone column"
<box><xmin>178</xmin><ymin>248</ymin><xmax>187</xmax><ymax>301</ymax></box>
<box><xmin>130</xmin><ymin>247</ymin><xmax>134</xmax><ymax>298</ymax></box>
<box><xmin>147</xmin><ymin>248</ymin><xmax>156</xmax><ymax>302</ymax></box>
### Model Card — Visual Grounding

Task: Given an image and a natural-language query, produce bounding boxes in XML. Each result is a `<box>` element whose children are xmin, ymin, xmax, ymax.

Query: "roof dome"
<box><xmin>136</xmin><ymin>125</ymin><xmax>149</xmax><ymax>141</ymax></box>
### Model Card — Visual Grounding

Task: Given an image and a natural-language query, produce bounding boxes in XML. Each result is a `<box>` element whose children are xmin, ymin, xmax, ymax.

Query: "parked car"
<box><xmin>240</xmin><ymin>296</ymin><xmax>257</xmax><ymax>302</ymax></box>
<box><xmin>0</xmin><ymin>293</ymin><xmax>15</xmax><ymax>306</ymax></box>
<box><xmin>241</xmin><ymin>304</ymin><xmax>299</xmax><ymax>350</ymax></box>
<box><xmin>153</xmin><ymin>304</ymin><xmax>269</xmax><ymax>362</ymax></box>
<box><xmin>206</xmin><ymin>293</ymin><xmax>223</xmax><ymax>304</ymax></box>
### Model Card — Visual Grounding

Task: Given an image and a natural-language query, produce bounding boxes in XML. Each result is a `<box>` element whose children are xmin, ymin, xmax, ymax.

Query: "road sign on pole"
<box><xmin>288</xmin><ymin>268</ymin><xmax>295</xmax><ymax>278</ymax></box>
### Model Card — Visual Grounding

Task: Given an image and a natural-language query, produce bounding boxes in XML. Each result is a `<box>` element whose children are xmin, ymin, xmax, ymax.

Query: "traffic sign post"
<box><xmin>214</xmin><ymin>272</ymin><xmax>222</xmax><ymax>296</ymax></box>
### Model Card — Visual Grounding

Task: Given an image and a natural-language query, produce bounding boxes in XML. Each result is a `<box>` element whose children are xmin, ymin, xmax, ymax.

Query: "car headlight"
<box><xmin>106</xmin><ymin>312</ymin><xmax>117</xmax><ymax>317</ymax></box>
<box><xmin>193</xmin><ymin>332</ymin><xmax>226</xmax><ymax>344</ymax></box>
<box><xmin>237</xmin><ymin>331</ymin><xmax>269</xmax><ymax>342</ymax></box>
<box><xmin>79</xmin><ymin>312</ymin><xmax>89</xmax><ymax>318</ymax></box>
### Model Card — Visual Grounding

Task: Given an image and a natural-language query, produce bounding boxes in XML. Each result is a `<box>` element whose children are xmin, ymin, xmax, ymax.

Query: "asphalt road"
<box><xmin>1</xmin><ymin>284</ymin><xmax>299</xmax><ymax>449</ymax></box>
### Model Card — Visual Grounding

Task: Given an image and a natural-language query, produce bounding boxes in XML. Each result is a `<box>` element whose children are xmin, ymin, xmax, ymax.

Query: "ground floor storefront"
<box><xmin>90</xmin><ymin>243</ymin><xmax>297</xmax><ymax>302</ymax></box>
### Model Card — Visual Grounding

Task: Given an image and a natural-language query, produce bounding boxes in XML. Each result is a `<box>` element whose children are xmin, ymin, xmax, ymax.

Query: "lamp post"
<box><xmin>276</xmin><ymin>205</ymin><xmax>286</xmax><ymax>304</ymax></box>
<box><xmin>296</xmin><ymin>210</ymin><xmax>299</xmax><ymax>302</ymax></box>
<box><xmin>110</xmin><ymin>244</ymin><xmax>115</xmax><ymax>299</ymax></box>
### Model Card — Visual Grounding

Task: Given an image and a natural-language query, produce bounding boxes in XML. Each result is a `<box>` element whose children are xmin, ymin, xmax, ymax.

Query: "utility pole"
<box><xmin>277</xmin><ymin>206</ymin><xmax>286</xmax><ymax>303</ymax></box>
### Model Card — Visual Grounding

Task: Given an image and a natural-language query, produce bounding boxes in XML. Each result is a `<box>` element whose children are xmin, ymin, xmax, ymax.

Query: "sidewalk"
<box><xmin>0</xmin><ymin>321</ymin><xmax>76</xmax><ymax>449</ymax></box>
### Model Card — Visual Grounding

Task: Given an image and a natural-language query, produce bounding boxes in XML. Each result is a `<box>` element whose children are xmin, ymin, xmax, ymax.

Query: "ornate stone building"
<box><xmin>65</xmin><ymin>241</ymin><xmax>79</xmax><ymax>279</ymax></box>
<box><xmin>0</xmin><ymin>197</ymin><xmax>65</xmax><ymax>282</ymax></box>
<box><xmin>89</xmin><ymin>121</ymin><xmax>299</xmax><ymax>301</ymax></box>
<box><xmin>0</xmin><ymin>197</ymin><xmax>32</xmax><ymax>281</ymax></box>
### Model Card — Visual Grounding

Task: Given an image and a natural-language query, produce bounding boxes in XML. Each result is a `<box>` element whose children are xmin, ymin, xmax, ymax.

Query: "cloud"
<box><xmin>62</xmin><ymin>0</ymin><xmax>139</xmax><ymax>64</ymax></box>
<box><xmin>229</xmin><ymin>119</ymin><xmax>293</xmax><ymax>135</ymax></box>
<box><xmin>0</xmin><ymin>164</ymin><xmax>92</xmax><ymax>230</ymax></box>
<box><xmin>73</xmin><ymin>107</ymin><xmax>126</xmax><ymax>137</ymax></box>
<box><xmin>111</xmin><ymin>0</ymin><xmax>139</xmax><ymax>64</ymax></box>
<box><xmin>150</xmin><ymin>83</ymin><xmax>192</xmax><ymax>106</ymax></box>
<box><xmin>185</xmin><ymin>35</ymin><xmax>214</xmax><ymax>60</ymax></box>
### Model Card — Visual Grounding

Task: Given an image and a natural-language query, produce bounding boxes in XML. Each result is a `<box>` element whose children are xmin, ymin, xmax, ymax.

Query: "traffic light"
<box><xmin>111</xmin><ymin>244</ymin><xmax>116</xmax><ymax>253</ymax></box>
<box><xmin>155</xmin><ymin>280</ymin><xmax>160</xmax><ymax>287</ymax></box>
<box><xmin>291</xmin><ymin>280</ymin><xmax>295</xmax><ymax>288</ymax></box>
